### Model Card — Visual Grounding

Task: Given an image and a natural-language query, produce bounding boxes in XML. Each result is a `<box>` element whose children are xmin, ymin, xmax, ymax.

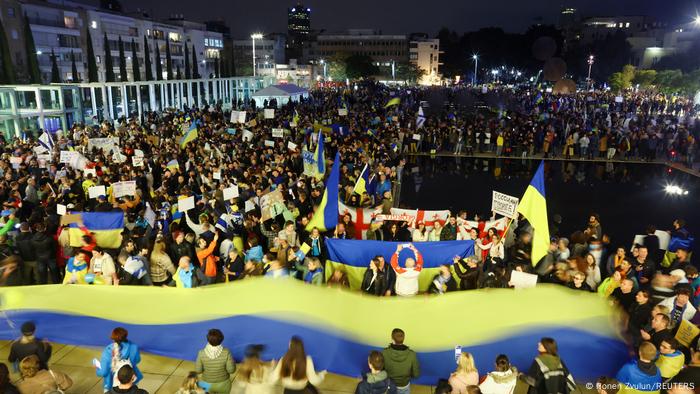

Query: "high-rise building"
<box><xmin>287</xmin><ymin>2</ymin><xmax>310</xmax><ymax>60</ymax></box>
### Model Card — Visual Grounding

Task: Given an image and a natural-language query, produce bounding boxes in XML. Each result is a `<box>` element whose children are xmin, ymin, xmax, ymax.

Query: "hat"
<box><xmin>21</xmin><ymin>321</ymin><xmax>36</xmax><ymax>335</ymax></box>
<box><xmin>670</xmin><ymin>269</ymin><xmax>686</xmax><ymax>279</ymax></box>
<box><xmin>98</xmin><ymin>195</ymin><xmax>107</xmax><ymax>201</ymax></box>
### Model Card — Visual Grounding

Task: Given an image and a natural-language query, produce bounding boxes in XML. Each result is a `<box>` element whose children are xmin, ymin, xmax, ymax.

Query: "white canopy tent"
<box><xmin>251</xmin><ymin>84</ymin><xmax>309</xmax><ymax>105</ymax></box>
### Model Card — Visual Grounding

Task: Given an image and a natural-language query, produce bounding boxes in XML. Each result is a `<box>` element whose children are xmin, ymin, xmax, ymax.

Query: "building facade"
<box><xmin>409</xmin><ymin>36</ymin><xmax>440</xmax><ymax>78</ymax></box>
<box><xmin>287</xmin><ymin>2</ymin><xmax>310</xmax><ymax>59</ymax></box>
<box><xmin>232</xmin><ymin>33</ymin><xmax>286</xmax><ymax>77</ymax></box>
<box><xmin>311</xmin><ymin>30</ymin><xmax>409</xmax><ymax>63</ymax></box>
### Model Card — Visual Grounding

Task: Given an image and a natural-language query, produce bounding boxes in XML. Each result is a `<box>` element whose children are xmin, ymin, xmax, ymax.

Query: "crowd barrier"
<box><xmin>0</xmin><ymin>279</ymin><xmax>629</xmax><ymax>384</ymax></box>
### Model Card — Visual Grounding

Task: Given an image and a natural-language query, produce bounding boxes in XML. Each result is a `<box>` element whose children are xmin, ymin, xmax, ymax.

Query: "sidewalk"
<box><xmin>0</xmin><ymin>340</ymin><xmax>436</xmax><ymax>393</ymax></box>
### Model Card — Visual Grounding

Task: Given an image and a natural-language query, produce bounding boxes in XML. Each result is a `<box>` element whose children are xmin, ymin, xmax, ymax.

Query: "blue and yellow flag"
<box><xmin>166</xmin><ymin>159</ymin><xmax>179</xmax><ymax>172</ymax></box>
<box><xmin>517</xmin><ymin>161</ymin><xmax>550</xmax><ymax>265</ymax></box>
<box><xmin>306</xmin><ymin>152</ymin><xmax>340</xmax><ymax>232</ymax></box>
<box><xmin>312</xmin><ymin>131</ymin><xmax>325</xmax><ymax>180</ymax></box>
<box><xmin>293</xmin><ymin>109</ymin><xmax>300</xmax><ymax>125</ymax></box>
<box><xmin>353</xmin><ymin>164</ymin><xmax>369</xmax><ymax>196</ymax></box>
<box><xmin>180</xmin><ymin>123</ymin><xmax>198</xmax><ymax>149</ymax></box>
<box><xmin>68</xmin><ymin>212</ymin><xmax>124</xmax><ymax>249</ymax></box>
<box><xmin>384</xmin><ymin>97</ymin><xmax>400</xmax><ymax>108</ymax></box>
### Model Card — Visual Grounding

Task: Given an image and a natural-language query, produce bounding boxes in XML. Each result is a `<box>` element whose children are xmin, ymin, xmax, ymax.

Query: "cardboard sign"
<box><xmin>60</xmin><ymin>213</ymin><xmax>82</xmax><ymax>226</ymax></box>
<box><xmin>412</xmin><ymin>134</ymin><xmax>421</xmax><ymax>141</ymax></box>
<box><xmin>230</xmin><ymin>110</ymin><xmax>246</xmax><ymax>123</ymax></box>
<box><xmin>245</xmin><ymin>199</ymin><xmax>256</xmax><ymax>212</ymax></box>
<box><xmin>223</xmin><ymin>185</ymin><xmax>239</xmax><ymax>201</ymax></box>
<box><xmin>83</xmin><ymin>168</ymin><xmax>97</xmax><ymax>178</ymax></box>
<box><xmin>112</xmin><ymin>181</ymin><xmax>136</xmax><ymax>198</ymax></box>
<box><xmin>88</xmin><ymin>185</ymin><xmax>106</xmax><ymax>199</ymax></box>
<box><xmin>615</xmin><ymin>96</ymin><xmax>623</xmax><ymax>103</ymax></box>
<box><xmin>56</xmin><ymin>204</ymin><xmax>67</xmax><ymax>216</ymax></box>
<box><xmin>674</xmin><ymin>319</ymin><xmax>700</xmax><ymax>348</ymax></box>
<box><xmin>287</xmin><ymin>142</ymin><xmax>298</xmax><ymax>151</ymax></box>
<box><xmin>510</xmin><ymin>270</ymin><xmax>538</xmax><ymax>289</ymax></box>
<box><xmin>9</xmin><ymin>157</ymin><xmax>22</xmax><ymax>169</ymax></box>
<box><xmin>272</xmin><ymin>128</ymin><xmax>285</xmax><ymax>138</ymax></box>
<box><xmin>213</xmin><ymin>171</ymin><xmax>221</xmax><ymax>180</ymax></box>
<box><xmin>338</xmin><ymin>108</ymin><xmax>348</xmax><ymax>116</ymax></box>
<box><xmin>88</xmin><ymin>137</ymin><xmax>119</xmax><ymax>153</ymax></box>
<box><xmin>132</xmin><ymin>156</ymin><xmax>144</xmax><ymax>167</ymax></box>
<box><xmin>264</xmin><ymin>109</ymin><xmax>275</xmax><ymax>119</ymax></box>
<box><xmin>60</xmin><ymin>151</ymin><xmax>78</xmax><ymax>164</ymax></box>
<box><xmin>33</xmin><ymin>145</ymin><xmax>48</xmax><ymax>155</ymax></box>
<box><xmin>264</xmin><ymin>140</ymin><xmax>275</xmax><ymax>147</ymax></box>
<box><xmin>491</xmin><ymin>191</ymin><xmax>519</xmax><ymax>219</ymax></box>
<box><xmin>178</xmin><ymin>196</ymin><xmax>195</xmax><ymax>212</ymax></box>
<box><xmin>260</xmin><ymin>189</ymin><xmax>285</xmax><ymax>222</ymax></box>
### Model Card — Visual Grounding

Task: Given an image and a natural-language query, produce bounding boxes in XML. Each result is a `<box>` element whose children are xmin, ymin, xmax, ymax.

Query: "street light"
<box><xmin>695</xmin><ymin>15</ymin><xmax>700</xmax><ymax>25</ymax></box>
<box><xmin>391</xmin><ymin>60</ymin><xmax>395</xmax><ymax>81</ymax></box>
<box><xmin>587</xmin><ymin>54</ymin><xmax>595</xmax><ymax>90</ymax></box>
<box><xmin>251</xmin><ymin>33</ymin><xmax>263</xmax><ymax>77</ymax></box>
<box><xmin>319</xmin><ymin>59</ymin><xmax>327</xmax><ymax>79</ymax></box>
<box><xmin>472</xmin><ymin>54</ymin><xmax>478</xmax><ymax>85</ymax></box>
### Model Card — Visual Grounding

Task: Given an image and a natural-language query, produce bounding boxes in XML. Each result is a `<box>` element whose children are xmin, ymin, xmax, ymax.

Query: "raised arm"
<box><xmin>390</xmin><ymin>246</ymin><xmax>405</xmax><ymax>274</ymax></box>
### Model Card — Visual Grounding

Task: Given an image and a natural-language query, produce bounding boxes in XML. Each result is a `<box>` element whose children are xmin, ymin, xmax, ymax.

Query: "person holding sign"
<box><xmin>390</xmin><ymin>244</ymin><xmax>423</xmax><ymax>297</ymax></box>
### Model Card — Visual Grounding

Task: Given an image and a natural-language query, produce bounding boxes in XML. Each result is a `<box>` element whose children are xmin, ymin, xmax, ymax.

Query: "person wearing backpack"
<box><xmin>95</xmin><ymin>327</ymin><xmax>143</xmax><ymax>391</ymax></box>
<box><xmin>524</xmin><ymin>338</ymin><xmax>575</xmax><ymax>394</ymax></box>
<box><xmin>355</xmin><ymin>351</ymin><xmax>397</xmax><ymax>394</ymax></box>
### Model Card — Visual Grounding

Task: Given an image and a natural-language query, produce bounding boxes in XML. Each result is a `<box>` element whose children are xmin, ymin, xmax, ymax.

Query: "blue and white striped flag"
<box><xmin>38</xmin><ymin>131</ymin><xmax>55</xmax><ymax>151</ymax></box>
<box><xmin>416</xmin><ymin>106</ymin><xmax>426</xmax><ymax>129</ymax></box>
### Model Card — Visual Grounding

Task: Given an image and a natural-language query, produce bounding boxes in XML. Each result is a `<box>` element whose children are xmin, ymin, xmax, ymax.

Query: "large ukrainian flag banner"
<box><xmin>0</xmin><ymin>280</ymin><xmax>629</xmax><ymax>384</ymax></box>
<box><xmin>517</xmin><ymin>161</ymin><xmax>550</xmax><ymax>266</ymax></box>
<box><xmin>68</xmin><ymin>212</ymin><xmax>124</xmax><ymax>249</ymax></box>
<box><xmin>325</xmin><ymin>239</ymin><xmax>474</xmax><ymax>291</ymax></box>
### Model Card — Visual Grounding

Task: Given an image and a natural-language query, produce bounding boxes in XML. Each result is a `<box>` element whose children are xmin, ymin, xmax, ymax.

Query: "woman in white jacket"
<box><xmin>412</xmin><ymin>222</ymin><xmax>429</xmax><ymax>242</ymax></box>
<box><xmin>270</xmin><ymin>336</ymin><xmax>326</xmax><ymax>394</ymax></box>
<box><xmin>428</xmin><ymin>222</ymin><xmax>443</xmax><ymax>242</ymax></box>
<box><xmin>235</xmin><ymin>344</ymin><xmax>275</xmax><ymax>394</ymax></box>
<box><xmin>479</xmin><ymin>354</ymin><xmax>518</xmax><ymax>394</ymax></box>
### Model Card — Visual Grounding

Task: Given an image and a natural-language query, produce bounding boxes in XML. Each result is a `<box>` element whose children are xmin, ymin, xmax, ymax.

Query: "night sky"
<box><xmin>123</xmin><ymin>0</ymin><xmax>700</xmax><ymax>38</ymax></box>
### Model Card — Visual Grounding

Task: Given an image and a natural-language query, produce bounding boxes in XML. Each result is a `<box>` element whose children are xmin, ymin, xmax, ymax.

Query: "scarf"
<box><xmin>204</xmin><ymin>344</ymin><xmax>223</xmax><ymax>359</ymax></box>
<box><xmin>670</xmin><ymin>302</ymin><xmax>686</xmax><ymax>326</ymax></box>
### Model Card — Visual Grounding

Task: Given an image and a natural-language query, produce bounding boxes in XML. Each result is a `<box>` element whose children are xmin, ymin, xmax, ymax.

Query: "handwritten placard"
<box><xmin>60</xmin><ymin>151</ymin><xmax>78</xmax><ymax>164</ymax></box>
<box><xmin>264</xmin><ymin>140</ymin><xmax>275</xmax><ymax>147</ymax></box>
<box><xmin>88</xmin><ymin>185</ymin><xmax>106</xmax><ymax>199</ymax></box>
<box><xmin>287</xmin><ymin>141</ymin><xmax>298</xmax><ymax>151</ymax></box>
<box><xmin>272</xmin><ymin>128</ymin><xmax>285</xmax><ymax>138</ymax></box>
<box><xmin>264</xmin><ymin>109</ymin><xmax>275</xmax><ymax>119</ymax></box>
<box><xmin>178</xmin><ymin>196</ymin><xmax>195</xmax><ymax>212</ymax></box>
<box><xmin>223</xmin><ymin>185</ymin><xmax>239</xmax><ymax>200</ymax></box>
<box><xmin>112</xmin><ymin>181</ymin><xmax>136</xmax><ymax>198</ymax></box>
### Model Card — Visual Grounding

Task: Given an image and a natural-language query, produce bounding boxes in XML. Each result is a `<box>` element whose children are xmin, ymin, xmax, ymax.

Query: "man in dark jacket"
<box><xmin>108</xmin><ymin>365</ymin><xmax>148</xmax><ymax>394</ymax></box>
<box><xmin>439</xmin><ymin>216</ymin><xmax>457</xmax><ymax>241</ymax></box>
<box><xmin>168</xmin><ymin>231</ymin><xmax>193</xmax><ymax>264</ymax></box>
<box><xmin>8</xmin><ymin>322</ymin><xmax>52</xmax><ymax>371</ymax></box>
<box><xmin>15</xmin><ymin>222</ymin><xmax>38</xmax><ymax>284</ymax></box>
<box><xmin>355</xmin><ymin>351</ymin><xmax>397</xmax><ymax>394</ymax></box>
<box><xmin>382</xmin><ymin>329</ymin><xmax>419</xmax><ymax>394</ymax></box>
<box><xmin>31</xmin><ymin>223</ymin><xmax>57</xmax><ymax>284</ymax></box>
<box><xmin>453</xmin><ymin>256</ymin><xmax>481</xmax><ymax>290</ymax></box>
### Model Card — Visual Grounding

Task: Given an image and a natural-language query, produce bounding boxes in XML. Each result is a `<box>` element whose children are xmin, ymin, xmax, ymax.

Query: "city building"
<box><xmin>579</xmin><ymin>16</ymin><xmax>664</xmax><ymax>44</ymax></box>
<box><xmin>232</xmin><ymin>33</ymin><xmax>286</xmax><ymax>77</ymax></box>
<box><xmin>0</xmin><ymin>0</ymin><xmax>224</xmax><ymax>83</ymax></box>
<box><xmin>628</xmin><ymin>27</ymin><xmax>700</xmax><ymax>68</ymax></box>
<box><xmin>274</xmin><ymin>59</ymin><xmax>312</xmax><ymax>87</ymax></box>
<box><xmin>409</xmin><ymin>34</ymin><xmax>441</xmax><ymax>84</ymax></box>
<box><xmin>311</xmin><ymin>29</ymin><xmax>409</xmax><ymax>64</ymax></box>
<box><xmin>287</xmin><ymin>2</ymin><xmax>310</xmax><ymax>59</ymax></box>
<box><xmin>558</xmin><ymin>7</ymin><xmax>579</xmax><ymax>50</ymax></box>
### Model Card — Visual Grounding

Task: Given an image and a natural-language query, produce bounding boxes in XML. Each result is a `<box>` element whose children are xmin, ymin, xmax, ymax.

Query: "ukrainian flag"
<box><xmin>166</xmin><ymin>159</ymin><xmax>179</xmax><ymax>172</ymax></box>
<box><xmin>68</xmin><ymin>212</ymin><xmax>124</xmax><ymax>249</ymax></box>
<box><xmin>517</xmin><ymin>161</ymin><xmax>550</xmax><ymax>266</ymax></box>
<box><xmin>306</xmin><ymin>152</ymin><xmax>340</xmax><ymax>232</ymax></box>
<box><xmin>353</xmin><ymin>163</ymin><xmax>369</xmax><ymax>196</ymax></box>
<box><xmin>180</xmin><ymin>123</ymin><xmax>198</xmax><ymax>149</ymax></box>
<box><xmin>384</xmin><ymin>97</ymin><xmax>400</xmax><ymax>108</ymax></box>
<box><xmin>293</xmin><ymin>109</ymin><xmax>300</xmax><ymax>125</ymax></box>
<box><xmin>312</xmin><ymin>131</ymin><xmax>325</xmax><ymax>181</ymax></box>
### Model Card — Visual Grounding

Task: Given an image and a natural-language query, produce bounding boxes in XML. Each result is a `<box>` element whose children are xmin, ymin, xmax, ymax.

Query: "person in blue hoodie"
<box><xmin>615</xmin><ymin>341</ymin><xmax>661</xmax><ymax>394</ymax></box>
<box><xmin>355</xmin><ymin>351</ymin><xmax>397</xmax><ymax>394</ymax></box>
<box><xmin>95</xmin><ymin>327</ymin><xmax>143</xmax><ymax>391</ymax></box>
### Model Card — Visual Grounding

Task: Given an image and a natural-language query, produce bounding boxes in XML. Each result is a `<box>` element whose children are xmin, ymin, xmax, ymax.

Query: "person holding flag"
<box><xmin>306</xmin><ymin>151</ymin><xmax>341</xmax><ymax>234</ymax></box>
<box><xmin>516</xmin><ymin>161</ymin><xmax>550</xmax><ymax>267</ymax></box>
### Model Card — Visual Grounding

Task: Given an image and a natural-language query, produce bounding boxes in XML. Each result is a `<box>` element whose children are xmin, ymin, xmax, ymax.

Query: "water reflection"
<box><xmin>400</xmin><ymin>156</ymin><xmax>700</xmax><ymax>247</ymax></box>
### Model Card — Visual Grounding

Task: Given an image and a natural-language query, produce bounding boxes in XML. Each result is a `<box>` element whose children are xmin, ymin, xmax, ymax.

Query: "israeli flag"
<box><xmin>416</xmin><ymin>107</ymin><xmax>426</xmax><ymax>129</ymax></box>
<box><xmin>38</xmin><ymin>131</ymin><xmax>54</xmax><ymax>151</ymax></box>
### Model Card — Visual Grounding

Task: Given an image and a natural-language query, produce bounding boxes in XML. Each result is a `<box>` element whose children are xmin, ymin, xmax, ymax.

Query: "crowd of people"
<box><xmin>0</xmin><ymin>82</ymin><xmax>698</xmax><ymax>392</ymax></box>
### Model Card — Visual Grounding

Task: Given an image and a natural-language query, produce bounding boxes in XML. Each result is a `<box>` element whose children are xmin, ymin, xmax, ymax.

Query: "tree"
<box><xmin>165</xmin><ymin>37</ymin><xmax>172</xmax><ymax>80</ymax></box>
<box><xmin>131</xmin><ymin>38</ymin><xmax>140</xmax><ymax>81</ymax></box>
<box><xmin>191</xmin><ymin>45</ymin><xmax>199</xmax><ymax>78</ymax></box>
<box><xmin>117</xmin><ymin>36</ymin><xmax>127</xmax><ymax>81</ymax></box>
<box><xmin>396</xmin><ymin>63</ymin><xmax>425</xmax><ymax>83</ymax></box>
<box><xmin>143</xmin><ymin>35</ymin><xmax>153</xmax><ymax>81</ymax></box>
<box><xmin>654</xmin><ymin>69</ymin><xmax>684</xmax><ymax>94</ymax></box>
<box><xmin>327</xmin><ymin>54</ymin><xmax>347</xmax><ymax>81</ymax></box>
<box><xmin>103</xmin><ymin>33</ymin><xmax>114</xmax><ymax>82</ymax></box>
<box><xmin>608</xmin><ymin>64</ymin><xmax>635</xmax><ymax>92</ymax></box>
<box><xmin>86</xmin><ymin>29</ymin><xmax>98</xmax><ymax>82</ymax></box>
<box><xmin>154</xmin><ymin>38</ymin><xmax>162</xmax><ymax>80</ymax></box>
<box><xmin>633</xmin><ymin>69</ymin><xmax>656</xmax><ymax>89</ymax></box>
<box><xmin>345</xmin><ymin>54</ymin><xmax>379</xmax><ymax>79</ymax></box>
<box><xmin>176</xmin><ymin>66</ymin><xmax>182</xmax><ymax>79</ymax></box>
<box><xmin>50</xmin><ymin>49</ymin><xmax>60</xmax><ymax>83</ymax></box>
<box><xmin>0</xmin><ymin>14</ymin><xmax>16</xmax><ymax>84</ymax></box>
<box><xmin>184</xmin><ymin>42</ymin><xmax>190</xmax><ymax>79</ymax></box>
<box><xmin>23</xmin><ymin>15</ymin><xmax>41</xmax><ymax>83</ymax></box>
<box><xmin>70</xmin><ymin>50</ymin><xmax>79</xmax><ymax>82</ymax></box>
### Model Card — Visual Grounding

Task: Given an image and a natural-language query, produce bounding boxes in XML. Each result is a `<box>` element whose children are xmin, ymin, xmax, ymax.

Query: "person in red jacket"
<box><xmin>390</xmin><ymin>244</ymin><xmax>424</xmax><ymax>297</ymax></box>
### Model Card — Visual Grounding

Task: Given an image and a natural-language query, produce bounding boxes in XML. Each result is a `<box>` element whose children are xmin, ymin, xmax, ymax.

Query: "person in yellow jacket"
<box><xmin>655</xmin><ymin>338</ymin><xmax>684</xmax><ymax>380</ymax></box>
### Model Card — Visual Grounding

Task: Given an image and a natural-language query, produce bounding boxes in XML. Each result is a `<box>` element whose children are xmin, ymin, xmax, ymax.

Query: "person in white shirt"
<box><xmin>412</xmin><ymin>222</ymin><xmax>429</xmax><ymax>242</ymax></box>
<box><xmin>90</xmin><ymin>247</ymin><xmax>117</xmax><ymax>285</ymax></box>
<box><xmin>390</xmin><ymin>244</ymin><xmax>424</xmax><ymax>297</ymax></box>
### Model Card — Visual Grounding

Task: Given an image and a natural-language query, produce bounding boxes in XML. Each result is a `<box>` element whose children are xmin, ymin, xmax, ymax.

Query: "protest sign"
<box><xmin>491</xmin><ymin>191</ymin><xmax>519</xmax><ymax>219</ymax></box>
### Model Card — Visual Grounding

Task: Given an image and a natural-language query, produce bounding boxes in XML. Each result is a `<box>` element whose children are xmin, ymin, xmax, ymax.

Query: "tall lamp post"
<box><xmin>472</xmin><ymin>54</ymin><xmax>478</xmax><ymax>85</ymax></box>
<box><xmin>251</xmin><ymin>33</ymin><xmax>263</xmax><ymax>77</ymax></box>
<box><xmin>587</xmin><ymin>54</ymin><xmax>595</xmax><ymax>90</ymax></box>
